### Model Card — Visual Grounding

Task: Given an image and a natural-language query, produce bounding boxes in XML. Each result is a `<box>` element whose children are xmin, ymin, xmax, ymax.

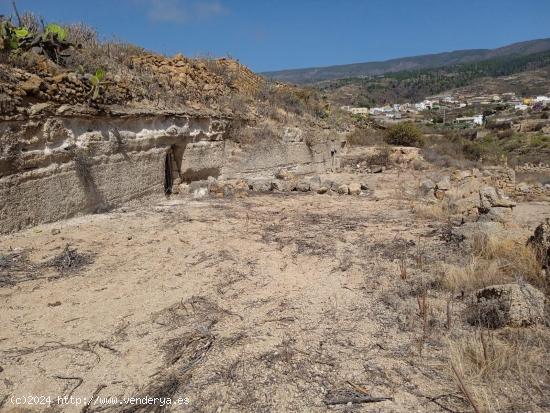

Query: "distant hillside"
<box><xmin>317</xmin><ymin>50</ymin><xmax>550</xmax><ymax>107</ymax></box>
<box><xmin>263</xmin><ymin>38</ymin><xmax>550</xmax><ymax>84</ymax></box>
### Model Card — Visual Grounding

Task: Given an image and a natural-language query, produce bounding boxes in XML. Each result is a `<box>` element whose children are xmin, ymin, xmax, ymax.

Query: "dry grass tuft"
<box><xmin>449</xmin><ymin>328</ymin><xmax>550</xmax><ymax>412</ymax></box>
<box><xmin>411</xmin><ymin>202</ymin><xmax>451</xmax><ymax>221</ymax></box>
<box><xmin>441</xmin><ymin>232</ymin><xmax>544</xmax><ymax>293</ymax></box>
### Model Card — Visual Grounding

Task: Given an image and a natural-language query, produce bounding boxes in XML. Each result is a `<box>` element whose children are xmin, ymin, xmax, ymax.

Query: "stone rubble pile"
<box><xmin>174</xmin><ymin>170</ymin><xmax>368</xmax><ymax>198</ymax></box>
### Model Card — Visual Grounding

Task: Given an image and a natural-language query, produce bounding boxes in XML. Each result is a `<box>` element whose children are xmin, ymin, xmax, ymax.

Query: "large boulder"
<box><xmin>479</xmin><ymin>186</ymin><xmax>516</xmax><ymax>209</ymax></box>
<box><xmin>468</xmin><ymin>283</ymin><xmax>546</xmax><ymax>328</ymax></box>
<box><xmin>478</xmin><ymin>186</ymin><xmax>516</xmax><ymax>223</ymax></box>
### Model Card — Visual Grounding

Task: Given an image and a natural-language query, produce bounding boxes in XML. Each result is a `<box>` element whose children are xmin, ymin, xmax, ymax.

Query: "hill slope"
<box><xmin>263</xmin><ymin>38</ymin><xmax>550</xmax><ymax>84</ymax></box>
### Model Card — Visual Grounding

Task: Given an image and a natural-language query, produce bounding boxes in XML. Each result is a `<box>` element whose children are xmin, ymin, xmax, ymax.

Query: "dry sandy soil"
<box><xmin>1</xmin><ymin>170</ymin><xmax>549</xmax><ymax>413</ymax></box>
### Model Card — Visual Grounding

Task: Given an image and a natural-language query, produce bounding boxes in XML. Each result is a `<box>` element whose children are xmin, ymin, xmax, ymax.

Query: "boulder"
<box><xmin>435</xmin><ymin>176</ymin><xmax>451</xmax><ymax>191</ymax></box>
<box><xmin>348</xmin><ymin>182</ymin><xmax>361</xmax><ymax>195</ymax></box>
<box><xmin>296</xmin><ymin>180</ymin><xmax>310</xmax><ymax>192</ymax></box>
<box><xmin>469</xmin><ymin>283</ymin><xmax>546</xmax><ymax>328</ymax></box>
<box><xmin>337</xmin><ymin>184</ymin><xmax>349</xmax><ymax>195</ymax></box>
<box><xmin>317</xmin><ymin>186</ymin><xmax>329</xmax><ymax>194</ymax></box>
<box><xmin>419</xmin><ymin>179</ymin><xmax>435</xmax><ymax>196</ymax></box>
<box><xmin>479</xmin><ymin>186</ymin><xmax>516</xmax><ymax>209</ymax></box>
<box><xmin>309</xmin><ymin>176</ymin><xmax>322</xmax><ymax>192</ymax></box>
<box><xmin>477</xmin><ymin>186</ymin><xmax>516</xmax><ymax>223</ymax></box>
<box><xmin>477</xmin><ymin>206</ymin><xmax>513</xmax><ymax>223</ymax></box>
<box><xmin>449</xmin><ymin>195</ymin><xmax>480</xmax><ymax>215</ymax></box>
<box><xmin>452</xmin><ymin>170</ymin><xmax>473</xmax><ymax>182</ymax></box>
<box><xmin>248</xmin><ymin>179</ymin><xmax>272</xmax><ymax>192</ymax></box>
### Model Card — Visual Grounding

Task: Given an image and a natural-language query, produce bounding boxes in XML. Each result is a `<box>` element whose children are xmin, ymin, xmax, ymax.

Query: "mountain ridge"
<box><xmin>262</xmin><ymin>38</ymin><xmax>550</xmax><ymax>84</ymax></box>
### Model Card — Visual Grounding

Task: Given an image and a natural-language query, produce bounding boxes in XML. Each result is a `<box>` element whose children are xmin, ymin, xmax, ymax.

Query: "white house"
<box><xmin>455</xmin><ymin>115</ymin><xmax>483</xmax><ymax>126</ymax></box>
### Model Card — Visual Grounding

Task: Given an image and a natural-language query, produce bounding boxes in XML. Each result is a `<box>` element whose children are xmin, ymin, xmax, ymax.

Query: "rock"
<box><xmin>452</xmin><ymin>170</ymin><xmax>472</xmax><ymax>182</ymax></box>
<box><xmin>516</xmin><ymin>182</ymin><xmax>531</xmax><ymax>193</ymax></box>
<box><xmin>435</xmin><ymin>176</ymin><xmax>451</xmax><ymax>191</ymax></box>
<box><xmin>248</xmin><ymin>179</ymin><xmax>272</xmax><ymax>192</ymax></box>
<box><xmin>28</xmin><ymin>102</ymin><xmax>52</xmax><ymax>116</ymax></box>
<box><xmin>178</xmin><ymin>183</ymin><xmax>190</xmax><ymax>194</ymax></box>
<box><xmin>270</xmin><ymin>179</ymin><xmax>284</xmax><ymax>192</ymax></box>
<box><xmin>477</xmin><ymin>206</ymin><xmax>513</xmax><ymax>223</ymax></box>
<box><xmin>360</xmin><ymin>182</ymin><xmax>369</xmax><ymax>191</ymax></box>
<box><xmin>20</xmin><ymin>75</ymin><xmax>43</xmax><ymax>94</ymax></box>
<box><xmin>479</xmin><ymin>186</ymin><xmax>516</xmax><ymax>209</ymax></box>
<box><xmin>527</xmin><ymin>218</ymin><xmax>550</xmax><ymax>273</ymax></box>
<box><xmin>209</xmin><ymin>180</ymin><xmax>225</xmax><ymax>198</ymax></box>
<box><xmin>322</xmin><ymin>179</ymin><xmax>335</xmax><ymax>191</ymax></box>
<box><xmin>51</xmin><ymin>228</ymin><xmax>61</xmax><ymax>235</ymax></box>
<box><xmin>233</xmin><ymin>179</ymin><xmax>248</xmax><ymax>197</ymax></box>
<box><xmin>449</xmin><ymin>195</ymin><xmax>480</xmax><ymax>215</ymax></box>
<box><xmin>309</xmin><ymin>176</ymin><xmax>322</xmax><ymax>192</ymax></box>
<box><xmin>371</xmin><ymin>166</ymin><xmax>383</xmax><ymax>173</ymax></box>
<box><xmin>348</xmin><ymin>182</ymin><xmax>361</xmax><ymax>195</ymax></box>
<box><xmin>317</xmin><ymin>186</ymin><xmax>328</xmax><ymax>194</ymax></box>
<box><xmin>193</xmin><ymin>187</ymin><xmax>208</xmax><ymax>199</ymax></box>
<box><xmin>419</xmin><ymin>179</ymin><xmax>435</xmax><ymax>196</ymax></box>
<box><xmin>469</xmin><ymin>283</ymin><xmax>546</xmax><ymax>328</ymax></box>
<box><xmin>275</xmin><ymin>169</ymin><xmax>294</xmax><ymax>181</ymax></box>
<box><xmin>296</xmin><ymin>180</ymin><xmax>310</xmax><ymax>192</ymax></box>
<box><xmin>337</xmin><ymin>184</ymin><xmax>349</xmax><ymax>195</ymax></box>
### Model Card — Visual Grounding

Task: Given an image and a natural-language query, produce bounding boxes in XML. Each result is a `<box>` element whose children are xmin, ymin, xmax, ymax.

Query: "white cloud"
<box><xmin>145</xmin><ymin>0</ymin><xmax>227</xmax><ymax>24</ymax></box>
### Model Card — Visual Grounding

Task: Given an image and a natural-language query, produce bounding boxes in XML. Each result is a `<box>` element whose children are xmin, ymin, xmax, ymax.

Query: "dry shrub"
<box><xmin>384</xmin><ymin>122</ymin><xmax>425</xmax><ymax>147</ymax></box>
<box><xmin>346</xmin><ymin>127</ymin><xmax>384</xmax><ymax>146</ymax></box>
<box><xmin>229</xmin><ymin>123</ymin><xmax>280</xmax><ymax>146</ymax></box>
<box><xmin>449</xmin><ymin>328</ymin><xmax>550</xmax><ymax>412</ymax></box>
<box><xmin>441</xmin><ymin>233</ymin><xmax>544</xmax><ymax>293</ymax></box>
<box><xmin>412</xmin><ymin>201</ymin><xmax>451</xmax><ymax>221</ymax></box>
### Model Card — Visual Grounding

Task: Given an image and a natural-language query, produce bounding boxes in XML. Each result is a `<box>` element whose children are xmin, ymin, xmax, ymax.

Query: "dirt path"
<box><xmin>0</xmin><ymin>170</ymin><xmax>547</xmax><ymax>412</ymax></box>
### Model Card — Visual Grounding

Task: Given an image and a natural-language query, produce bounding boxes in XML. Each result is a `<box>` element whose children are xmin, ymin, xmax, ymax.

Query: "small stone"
<box><xmin>337</xmin><ymin>184</ymin><xmax>349</xmax><ymax>195</ymax></box>
<box><xmin>51</xmin><ymin>228</ymin><xmax>61</xmax><ymax>235</ymax></box>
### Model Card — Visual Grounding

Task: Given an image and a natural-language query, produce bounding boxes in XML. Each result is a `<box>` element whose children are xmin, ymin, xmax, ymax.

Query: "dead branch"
<box><xmin>53</xmin><ymin>375</ymin><xmax>83</xmax><ymax>399</ymax></box>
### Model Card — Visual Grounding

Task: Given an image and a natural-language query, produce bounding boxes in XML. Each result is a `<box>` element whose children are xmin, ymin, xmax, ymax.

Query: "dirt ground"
<box><xmin>1</xmin><ymin>170</ymin><xmax>549</xmax><ymax>413</ymax></box>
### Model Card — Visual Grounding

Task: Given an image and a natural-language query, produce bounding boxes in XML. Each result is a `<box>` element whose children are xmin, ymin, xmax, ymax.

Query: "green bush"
<box><xmin>384</xmin><ymin>122</ymin><xmax>425</xmax><ymax>147</ymax></box>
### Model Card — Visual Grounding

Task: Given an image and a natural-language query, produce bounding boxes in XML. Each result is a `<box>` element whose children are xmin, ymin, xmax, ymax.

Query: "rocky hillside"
<box><xmin>0</xmin><ymin>15</ymin><xmax>349</xmax><ymax>233</ymax></box>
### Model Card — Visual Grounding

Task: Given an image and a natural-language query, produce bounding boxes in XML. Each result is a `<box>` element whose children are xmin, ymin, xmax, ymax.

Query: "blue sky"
<box><xmin>1</xmin><ymin>0</ymin><xmax>550</xmax><ymax>72</ymax></box>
